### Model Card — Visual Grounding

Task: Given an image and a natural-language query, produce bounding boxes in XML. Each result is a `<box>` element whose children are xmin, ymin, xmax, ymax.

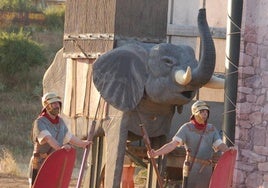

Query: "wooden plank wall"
<box><xmin>63</xmin><ymin>0</ymin><xmax>116</xmax><ymax>58</ymax></box>
<box><xmin>63</xmin><ymin>0</ymin><xmax>169</xmax><ymax>58</ymax></box>
<box><xmin>115</xmin><ymin>0</ymin><xmax>168</xmax><ymax>43</ymax></box>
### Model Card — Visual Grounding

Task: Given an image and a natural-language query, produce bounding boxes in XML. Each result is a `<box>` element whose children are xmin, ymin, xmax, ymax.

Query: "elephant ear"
<box><xmin>93</xmin><ymin>44</ymin><xmax>148</xmax><ymax>111</ymax></box>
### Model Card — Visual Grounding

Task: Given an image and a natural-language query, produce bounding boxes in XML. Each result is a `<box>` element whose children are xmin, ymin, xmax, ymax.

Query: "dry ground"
<box><xmin>0</xmin><ymin>173</ymin><xmax>181</xmax><ymax>188</ymax></box>
<box><xmin>0</xmin><ymin>173</ymin><xmax>29</xmax><ymax>188</ymax></box>
<box><xmin>0</xmin><ymin>173</ymin><xmax>77</xmax><ymax>188</ymax></box>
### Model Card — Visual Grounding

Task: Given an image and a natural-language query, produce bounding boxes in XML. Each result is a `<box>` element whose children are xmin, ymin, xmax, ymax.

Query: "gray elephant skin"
<box><xmin>92</xmin><ymin>8</ymin><xmax>221</xmax><ymax>187</ymax></box>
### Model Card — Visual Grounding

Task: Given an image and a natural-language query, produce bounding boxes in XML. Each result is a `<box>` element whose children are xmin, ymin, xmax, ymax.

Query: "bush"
<box><xmin>0</xmin><ymin>147</ymin><xmax>20</xmax><ymax>176</ymax></box>
<box><xmin>43</xmin><ymin>6</ymin><xmax>65</xmax><ymax>31</ymax></box>
<box><xmin>0</xmin><ymin>0</ymin><xmax>36</xmax><ymax>12</ymax></box>
<box><xmin>0</xmin><ymin>29</ymin><xmax>46</xmax><ymax>86</ymax></box>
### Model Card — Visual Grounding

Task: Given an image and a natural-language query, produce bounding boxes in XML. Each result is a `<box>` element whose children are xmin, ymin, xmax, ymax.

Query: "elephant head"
<box><xmin>93</xmin><ymin>8</ymin><xmax>219</xmax><ymax>112</ymax></box>
<box><xmin>92</xmin><ymin>8</ymin><xmax>221</xmax><ymax>187</ymax></box>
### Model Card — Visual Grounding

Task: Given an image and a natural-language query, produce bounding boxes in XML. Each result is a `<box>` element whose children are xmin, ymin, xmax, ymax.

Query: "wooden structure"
<box><xmin>63</xmin><ymin>0</ymin><xmax>168</xmax><ymax>59</ymax></box>
<box><xmin>62</xmin><ymin>0</ymin><xmax>170</xmax><ymax>187</ymax></box>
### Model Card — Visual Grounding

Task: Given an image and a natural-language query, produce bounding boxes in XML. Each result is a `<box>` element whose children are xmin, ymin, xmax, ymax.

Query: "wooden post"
<box><xmin>63</xmin><ymin>0</ymin><xmax>169</xmax><ymax>187</ymax></box>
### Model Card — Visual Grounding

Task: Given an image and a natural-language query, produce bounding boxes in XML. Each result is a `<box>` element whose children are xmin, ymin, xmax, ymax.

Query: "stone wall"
<box><xmin>235</xmin><ymin>0</ymin><xmax>268</xmax><ymax>187</ymax></box>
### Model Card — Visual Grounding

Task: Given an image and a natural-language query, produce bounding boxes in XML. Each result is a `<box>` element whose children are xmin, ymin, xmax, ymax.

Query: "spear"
<box><xmin>76</xmin><ymin>120</ymin><xmax>96</xmax><ymax>188</ymax></box>
<box><xmin>140</xmin><ymin>124</ymin><xmax>164</xmax><ymax>188</ymax></box>
<box><xmin>76</xmin><ymin>96</ymin><xmax>102</xmax><ymax>188</ymax></box>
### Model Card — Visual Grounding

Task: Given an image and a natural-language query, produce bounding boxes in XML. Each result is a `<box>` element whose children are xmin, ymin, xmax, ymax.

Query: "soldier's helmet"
<box><xmin>42</xmin><ymin>92</ymin><xmax>62</xmax><ymax>108</ymax></box>
<box><xmin>191</xmin><ymin>100</ymin><xmax>210</xmax><ymax>115</ymax></box>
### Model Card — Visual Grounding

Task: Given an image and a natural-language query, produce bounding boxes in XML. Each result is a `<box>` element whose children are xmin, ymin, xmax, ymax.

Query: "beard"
<box><xmin>48</xmin><ymin>107</ymin><xmax>60</xmax><ymax>116</ymax></box>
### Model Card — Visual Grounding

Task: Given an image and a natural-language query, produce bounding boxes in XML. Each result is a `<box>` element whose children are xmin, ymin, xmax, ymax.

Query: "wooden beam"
<box><xmin>167</xmin><ymin>24</ymin><xmax>226</xmax><ymax>39</ymax></box>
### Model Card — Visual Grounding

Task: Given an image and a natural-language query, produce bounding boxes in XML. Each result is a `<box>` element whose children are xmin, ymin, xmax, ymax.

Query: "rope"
<box><xmin>71</xmin><ymin>39</ymin><xmax>92</xmax><ymax>59</ymax></box>
<box><xmin>223</xmin><ymin>10</ymin><xmax>242</xmax><ymax>116</ymax></box>
<box><xmin>220</xmin><ymin>130</ymin><xmax>235</xmax><ymax>146</ymax></box>
<box><xmin>222</xmin><ymin>2</ymin><xmax>243</xmax><ymax>147</ymax></box>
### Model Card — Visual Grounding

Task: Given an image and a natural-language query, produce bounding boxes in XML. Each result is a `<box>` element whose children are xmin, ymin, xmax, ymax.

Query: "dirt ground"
<box><xmin>0</xmin><ymin>173</ymin><xmax>30</xmax><ymax>188</ymax></box>
<box><xmin>0</xmin><ymin>173</ymin><xmax>77</xmax><ymax>188</ymax></box>
<box><xmin>0</xmin><ymin>173</ymin><xmax>182</xmax><ymax>188</ymax></box>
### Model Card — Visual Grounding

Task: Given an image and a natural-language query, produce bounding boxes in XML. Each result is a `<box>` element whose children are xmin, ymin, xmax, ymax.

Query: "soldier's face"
<box><xmin>46</xmin><ymin>102</ymin><xmax>60</xmax><ymax>116</ymax></box>
<box><xmin>194</xmin><ymin>109</ymin><xmax>208</xmax><ymax>123</ymax></box>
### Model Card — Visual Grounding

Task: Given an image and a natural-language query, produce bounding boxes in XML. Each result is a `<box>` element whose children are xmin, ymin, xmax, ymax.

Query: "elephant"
<box><xmin>91</xmin><ymin>8</ymin><xmax>224</xmax><ymax>187</ymax></box>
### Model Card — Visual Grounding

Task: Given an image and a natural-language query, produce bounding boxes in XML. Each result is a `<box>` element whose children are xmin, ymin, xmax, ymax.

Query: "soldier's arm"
<box><xmin>149</xmin><ymin>140</ymin><xmax>180</xmax><ymax>158</ymax></box>
<box><xmin>43</xmin><ymin>135</ymin><xmax>61</xmax><ymax>150</ymax></box>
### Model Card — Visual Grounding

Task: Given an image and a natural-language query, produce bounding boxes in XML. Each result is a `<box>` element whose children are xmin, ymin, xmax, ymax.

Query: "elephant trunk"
<box><xmin>191</xmin><ymin>8</ymin><xmax>216</xmax><ymax>87</ymax></box>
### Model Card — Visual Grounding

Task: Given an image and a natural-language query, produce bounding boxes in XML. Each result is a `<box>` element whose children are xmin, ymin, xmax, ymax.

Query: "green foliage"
<box><xmin>43</xmin><ymin>6</ymin><xmax>65</xmax><ymax>31</ymax></box>
<box><xmin>0</xmin><ymin>90</ymin><xmax>41</xmax><ymax>164</ymax></box>
<box><xmin>0</xmin><ymin>0</ymin><xmax>65</xmax><ymax>32</ymax></box>
<box><xmin>0</xmin><ymin>0</ymin><xmax>36</xmax><ymax>12</ymax></box>
<box><xmin>0</xmin><ymin>1</ymin><xmax>65</xmax><ymax>174</ymax></box>
<box><xmin>0</xmin><ymin>29</ymin><xmax>46</xmax><ymax>86</ymax></box>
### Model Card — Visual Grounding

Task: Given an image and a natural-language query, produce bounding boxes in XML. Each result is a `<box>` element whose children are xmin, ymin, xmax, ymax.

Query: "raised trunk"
<box><xmin>190</xmin><ymin>8</ymin><xmax>216</xmax><ymax>87</ymax></box>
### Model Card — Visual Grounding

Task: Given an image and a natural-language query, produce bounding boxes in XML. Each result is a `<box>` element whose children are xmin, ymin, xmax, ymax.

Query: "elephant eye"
<box><xmin>161</xmin><ymin>56</ymin><xmax>176</xmax><ymax>67</ymax></box>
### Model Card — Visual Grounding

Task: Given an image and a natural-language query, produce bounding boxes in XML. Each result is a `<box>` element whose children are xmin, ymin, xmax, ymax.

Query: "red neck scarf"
<box><xmin>40</xmin><ymin>110</ymin><xmax>59</xmax><ymax>124</ymax></box>
<box><xmin>191</xmin><ymin>119</ymin><xmax>207</xmax><ymax>130</ymax></box>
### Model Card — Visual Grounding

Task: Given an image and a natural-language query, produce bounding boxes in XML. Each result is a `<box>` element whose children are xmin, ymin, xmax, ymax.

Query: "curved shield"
<box><xmin>209</xmin><ymin>149</ymin><xmax>237</xmax><ymax>188</ymax></box>
<box><xmin>33</xmin><ymin>148</ymin><xmax>76</xmax><ymax>188</ymax></box>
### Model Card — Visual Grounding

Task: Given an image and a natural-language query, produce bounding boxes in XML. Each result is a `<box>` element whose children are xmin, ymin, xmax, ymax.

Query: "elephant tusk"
<box><xmin>203</xmin><ymin>75</ymin><xmax>225</xmax><ymax>89</ymax></box>
<box><xmin>175</xmin><ymin>66</ymin><xmax>192</xmax><ymax>86</ymax></box>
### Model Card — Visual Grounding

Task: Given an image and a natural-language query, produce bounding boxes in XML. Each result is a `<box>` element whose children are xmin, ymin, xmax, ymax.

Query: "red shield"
<box><xmin>209</xmin><ymin>149</ymin><xmax>237</xmax><ymax>188</ymax></box>
<box><xmin>33</xmin><ymin>148</ymin><xmax>76</xmax><ymax>188</ymax></box>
